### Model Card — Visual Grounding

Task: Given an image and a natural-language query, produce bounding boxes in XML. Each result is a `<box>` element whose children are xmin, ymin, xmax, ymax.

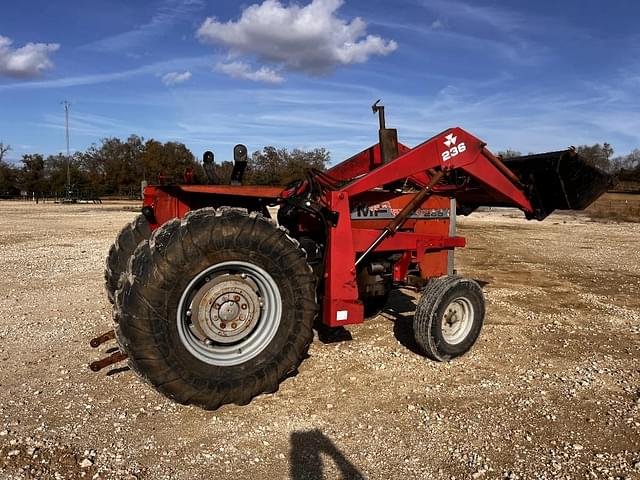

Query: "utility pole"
<box><xmin>62</xmin><ymin>100</ymin><xmax>71</xmax><ymax>193</ymax></box>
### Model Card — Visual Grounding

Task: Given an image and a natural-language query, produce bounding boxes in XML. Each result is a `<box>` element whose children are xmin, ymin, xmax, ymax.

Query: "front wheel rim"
<box><xmin>441</xmin><ymin>296</ymin><xmax>474</xmax><ymax>345</ymax></box>
<box><xmin>177</xmin><ymin>261</ymin><xmax>282</xmax><ymax>366</ymax></box>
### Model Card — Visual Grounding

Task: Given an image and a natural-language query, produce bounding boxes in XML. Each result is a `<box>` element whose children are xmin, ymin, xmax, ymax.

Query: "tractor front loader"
<box><xmin>92</xmin><ymin>102</ymin><xmax>611</xmax><ymax>410</ymax></box>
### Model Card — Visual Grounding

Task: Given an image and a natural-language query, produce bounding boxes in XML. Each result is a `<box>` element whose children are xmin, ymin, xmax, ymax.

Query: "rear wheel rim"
<box><xmin>177</xmin><ymin>261</ymin><xmax>282</xmax><ymax>366</ymax></box>
<box><xmin>440</xmin><ymin>296</ymin><xmax>474</xmax><ymax>345</ymax></box>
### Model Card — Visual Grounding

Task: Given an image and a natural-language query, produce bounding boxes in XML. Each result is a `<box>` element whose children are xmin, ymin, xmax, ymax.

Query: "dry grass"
<box><xmin>585</xmin><ymin>192</ymin><xmax>640</xmax><ymax>222</ymax></box>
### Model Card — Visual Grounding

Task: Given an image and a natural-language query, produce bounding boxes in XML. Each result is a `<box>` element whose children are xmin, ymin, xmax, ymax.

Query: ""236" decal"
<box><xmin>441</xmin><ymin>142</ymin><xmax>466</xmax><ymax>161</ymax></box>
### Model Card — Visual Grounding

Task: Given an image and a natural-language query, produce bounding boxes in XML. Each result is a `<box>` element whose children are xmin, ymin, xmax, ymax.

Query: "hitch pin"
<box><xmin>89</xmin><ymin>351</ymin><xmax>128</xmax><ymax>372</ymax></box>
<box><xmin>89</xmin><ymin>329</ymin><xmax>116</xmax><ymax>348</ymax></box>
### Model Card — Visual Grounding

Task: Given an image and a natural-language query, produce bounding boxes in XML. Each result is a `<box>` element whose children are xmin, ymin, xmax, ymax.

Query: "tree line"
<box><xmin>0</xmin><ymin>137</ymin><xmax>330</xmax><ymax>197</ymax></box>
<box><xmin>1</xmin><ymin>137</ymin><xmax>638</xmax><ymax>198</ymax></box>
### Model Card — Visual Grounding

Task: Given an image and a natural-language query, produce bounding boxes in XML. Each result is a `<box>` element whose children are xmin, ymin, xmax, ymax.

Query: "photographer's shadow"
<box><xmin>289</xmin><ymin>429</ymin><xmax>365</xmax><ymax>480</ymax></box>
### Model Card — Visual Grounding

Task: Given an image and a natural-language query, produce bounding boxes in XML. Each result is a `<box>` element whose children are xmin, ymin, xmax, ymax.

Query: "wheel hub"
<box><xmin>190</xmin><ymin>275</ymin><xmax>262</xmax><ymax>344</ymax></box>
<box><xmin>177</xmin><ymin>261</ymin><xmax>282</xmax><ymax>367</ymax></box>
<box><xmin>441</xmin><ymin>297</ymin><xmax>473</xmax><ymax>345</ymax></box>
<box><xmin>218</xmin><ymin>300</ymin><xmax>240</xmax><ymax>322</ymax></box>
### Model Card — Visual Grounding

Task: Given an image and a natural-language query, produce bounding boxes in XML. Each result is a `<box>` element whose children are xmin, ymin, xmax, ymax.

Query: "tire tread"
<box><xmin>105</xmin><ymin>215</ymin><xmax>151</xmax><ymax>304</ymax></box>
<box><xmin>414</xmin><ymin>276</ymin><xmax>485</xmax><ymax>361</ymax></box>
<box><xmin>116</xmin><ymin>207</ymin><xmax>317</xmax><ymax>409</ymax></box>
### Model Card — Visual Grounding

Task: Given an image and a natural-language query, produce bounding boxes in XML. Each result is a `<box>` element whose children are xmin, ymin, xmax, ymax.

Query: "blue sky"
<box><xmin>1</xmin><ymin>0</ymin><xmax>639</xmax><ymax>165</ymax></box>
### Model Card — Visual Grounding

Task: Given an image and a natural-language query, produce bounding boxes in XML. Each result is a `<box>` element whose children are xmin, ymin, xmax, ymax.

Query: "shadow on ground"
<box><xmin>289</xmin><ymin>429</ymin><xmax>365</xmax><ymax>480</ymax></box>
<box><xmin>381</xmin><ymin>289</ymin><xmax>422</xmax><ymax>355</ymax></box>
<box><xmin>106</xmin><ymin>366</ymin><xmax>130</xmax><ymax>377</ymax></box>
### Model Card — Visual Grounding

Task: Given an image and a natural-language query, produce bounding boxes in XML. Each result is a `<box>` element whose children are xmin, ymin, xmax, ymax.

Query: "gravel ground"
<box><xmin>0</xmin><ymin>201</ymin><xmax>638</xmax><ymax>480</ymax></box>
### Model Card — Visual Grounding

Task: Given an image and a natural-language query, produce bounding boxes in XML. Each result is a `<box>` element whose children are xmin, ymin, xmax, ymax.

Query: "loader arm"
<box><xmin>339</xmin><ymin>127</ymin><xmax>534</xmax><ymax>215</ymax></box>
<box><xmin>319</xmin><ymin>127</ymin><xmax>611</xmax><ymax>327</ymax></box>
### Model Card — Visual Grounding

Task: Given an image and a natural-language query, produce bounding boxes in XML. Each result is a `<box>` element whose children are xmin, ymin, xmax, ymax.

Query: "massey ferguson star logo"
<box><xmin>444</xmin><ymin>133</ymin><xmax>457</xmax><ymax>148</ymax></box>
<box><xmin>441</xmin><ymin>132</ymin><xmax>466</xmax><ymax>161</ymax></box>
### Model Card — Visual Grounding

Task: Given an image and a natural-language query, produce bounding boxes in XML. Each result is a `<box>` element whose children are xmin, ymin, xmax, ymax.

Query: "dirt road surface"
<box><xmin>0</xmin><ymin>201</ymin><xmax>638</xmax><ymax>480</ymax></box>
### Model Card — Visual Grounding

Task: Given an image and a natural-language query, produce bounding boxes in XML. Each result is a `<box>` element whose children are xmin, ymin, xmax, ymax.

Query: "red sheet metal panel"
<box><xmin>323</xmin><ymin>191</ymin><xmax>363</xmax><ymax>327</ymax></box>
<box><xmin>177</xmin><ymin>184</ymin><xmax>283</xmax><ymax>198</ymax></box>
<box><xmin>413</xmin><ymin>196</ymin><xmax>453</xmax><ymax>278</ymax></box>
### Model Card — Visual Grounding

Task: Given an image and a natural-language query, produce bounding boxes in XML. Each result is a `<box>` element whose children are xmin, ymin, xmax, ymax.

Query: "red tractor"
<box><xmin>92</xmin><ymin>102</ymin><xmax>611</xmax><ymax>410</ymax></box>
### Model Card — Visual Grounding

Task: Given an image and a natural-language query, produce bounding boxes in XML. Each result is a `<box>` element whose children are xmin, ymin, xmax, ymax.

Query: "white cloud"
<box><xmin>0</xmin><ymin>56</ymin><xmax>211</xmax><ymax>91</ymax></box>
<box><xmin>216</xmin><ymin>61</ymin><xmax>283</xmax><ymax>84</ymax></box>
<box><xmin>161</xmin><ymin>70</ymin><xmax>192</xmax><ymax>85</ymax></box>
<box><xmin>0</xmin><ymin>35</ymin><xmax>60</xmax><ymax>78</ymax></box>
<box><xmin>197</xmin><ymin>0</ymin><xmax>397</xmax><ymax>78</ymax></box>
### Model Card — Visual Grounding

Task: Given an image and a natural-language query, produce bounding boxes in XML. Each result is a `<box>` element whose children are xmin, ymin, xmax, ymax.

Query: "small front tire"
<box><xmin>413</xmin><ymin>276</ymin><xmax>485</xmax><ymax>361</ymax></box>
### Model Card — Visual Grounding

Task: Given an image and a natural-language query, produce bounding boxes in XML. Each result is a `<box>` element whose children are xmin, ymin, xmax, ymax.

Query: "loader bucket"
<box><xmin>503</xmin><ymin>150</ymin><xmax>614</xmax><ymax>220</ymax></box>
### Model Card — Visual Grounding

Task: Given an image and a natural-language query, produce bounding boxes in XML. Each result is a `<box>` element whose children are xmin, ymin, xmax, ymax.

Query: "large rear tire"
<box><xmin>115</xmin><ymin>208</ymin><xmax>317</xmax><ymax>409</ymax></box>
<box><xmin>105</xmin><ymin>215</ymin><xmax>151</xmax><ymax>304</ymax></box>
<box><xmin>413</xmin><ymin>276</ymin><xmax>485</xmax><ymax>361</ymax></box>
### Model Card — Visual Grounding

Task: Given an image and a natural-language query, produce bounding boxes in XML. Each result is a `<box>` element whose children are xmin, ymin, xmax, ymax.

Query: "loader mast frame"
<box><xmin>319</xmin><ymin>126</ymin><xmax>533</xmax><ymax>327</ymax></box>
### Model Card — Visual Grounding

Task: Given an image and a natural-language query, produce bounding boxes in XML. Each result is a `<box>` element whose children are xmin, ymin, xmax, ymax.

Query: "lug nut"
<box><xmin>241</xmin><ymin>304</ymin><xmax>247</xmax><ymax>310</ymax></box>
<box><xmin>231</xmin><ymin>322</ymin><xmax>237</xmax><ymax>329</ymax></box>
<box><xmin>220</xmin><ymin>322</ymin><xmax>226</xmax><ymax>329</ymax></box>
<box><xmin>233</xmin><ymin>295</ymin><xmax>241</xmax><ymax>302</ymax></box>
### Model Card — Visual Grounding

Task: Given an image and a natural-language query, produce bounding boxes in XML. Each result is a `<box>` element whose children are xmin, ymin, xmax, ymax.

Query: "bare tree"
<box><xmin>0</xmin><ymin>142</ymin><xmax>10</xmax><ymax>162</ymax></box>
<box><xmin>577</xmin><ymin>143</ymin><xmax>614</xmax><ymax>172</ymax></box>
